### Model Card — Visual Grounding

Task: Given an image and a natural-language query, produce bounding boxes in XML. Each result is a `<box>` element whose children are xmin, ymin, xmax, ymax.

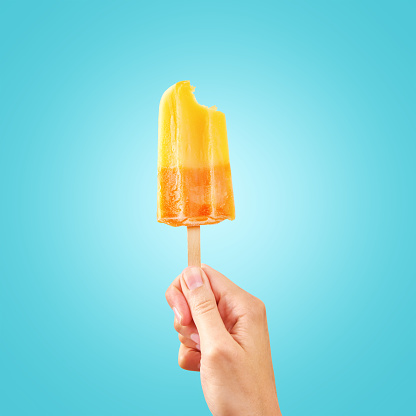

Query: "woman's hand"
<box><xmin>166</xmin><ymin>264</ymin><xmax>282</xmax><ymax>416</ymax></box>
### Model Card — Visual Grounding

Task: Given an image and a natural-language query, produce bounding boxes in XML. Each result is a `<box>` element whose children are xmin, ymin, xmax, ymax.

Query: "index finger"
<box><xmin>165</xmin><ymin>274</ymin><xmax>193</xmax><ymax>326</ymax></box>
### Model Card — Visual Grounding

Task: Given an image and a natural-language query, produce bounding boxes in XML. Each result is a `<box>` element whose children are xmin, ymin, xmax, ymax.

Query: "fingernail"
<box><xmin>190</xmin><ymin>333</ymin><xmax>200</xmax><ymax>344</ymax></box>
<box><xmin>195</xmin><ymin>344</ymin><xmax>200</xmax><ymax>351</ymax></box>
<box><xmin>173</xmin><ymin>307</ymin><xmax>182</xmax><ymax>324</ymax></box>
<box><xmin>183</xmin><ymin>267</ymin><xmax>203</xmax><ymax>291</ymax></box>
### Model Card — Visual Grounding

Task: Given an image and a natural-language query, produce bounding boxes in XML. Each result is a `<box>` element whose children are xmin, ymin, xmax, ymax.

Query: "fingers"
<box><xmin>180</xmin><ymin>267</ymin><xmax>231</xmax><ymax>346</ymax></box>
<box><xmin>178</xmin><ymin>343</ymin><xmax>200</xmax><ymax>372</ymax></box>
<box><xmin>165</xmin><ymin>265</ymin><xmax>246</xmax><ymax>327</ymax></box>
<box><xmin>179</xmin><ymin>333</ymin><xmax>200</xmax><ymax>350</ymax></box>
<box><xmin>173</xmin><ymin>318</ymin><xmax>198</xmax><ymax>339</ymax></box>
<box><xmin>165</xmin><ymin>275</ymin><xmax>192</xmax><ymax>326</ymax></box>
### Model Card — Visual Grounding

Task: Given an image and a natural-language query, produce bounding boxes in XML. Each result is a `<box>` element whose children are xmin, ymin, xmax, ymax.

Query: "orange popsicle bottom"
<box><xmin>158</xmin><ymin>164</ymin><xmax>235</xmax><ymax>227</ymax></box>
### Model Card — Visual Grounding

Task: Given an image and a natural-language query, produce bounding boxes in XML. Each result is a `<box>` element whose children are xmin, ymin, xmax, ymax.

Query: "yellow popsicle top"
<box><xmin>157</xmin><ymin>81</ymin><xmax>235</xmax><ymax>227</ymax></box>
<box><xmin>158</xmin><ymin>81</ymin><xmax>230</xmax><ymax>169</ymax></box>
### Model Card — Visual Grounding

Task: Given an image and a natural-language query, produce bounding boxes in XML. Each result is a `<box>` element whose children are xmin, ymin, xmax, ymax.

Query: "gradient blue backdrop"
<box><xmin>1</xmin><ymin>1</ymin><xmax>415</xmax><ymax>415</ymax></box>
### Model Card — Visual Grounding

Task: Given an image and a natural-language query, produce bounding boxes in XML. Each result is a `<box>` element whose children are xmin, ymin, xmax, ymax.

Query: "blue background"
<box><xmin>1</xmin><ymin>1</ymin><xmax>415</xmax><ymax>415</ymax></box>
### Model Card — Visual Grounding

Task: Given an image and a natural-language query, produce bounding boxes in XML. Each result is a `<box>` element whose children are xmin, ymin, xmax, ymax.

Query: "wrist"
<box><xmin>264</xmin><ymin>394</ymin><xmax>282</xmax><ymax>416</ymax></box>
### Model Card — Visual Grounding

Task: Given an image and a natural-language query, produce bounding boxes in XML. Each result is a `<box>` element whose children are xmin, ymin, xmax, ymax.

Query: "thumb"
<box><xmin>180</xmin><ymin>267</ymin><xmax>229</xmax><ymax>344</ymax></box>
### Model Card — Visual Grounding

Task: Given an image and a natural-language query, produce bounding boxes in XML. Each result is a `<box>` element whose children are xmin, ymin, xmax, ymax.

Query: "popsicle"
<box><xmin>157</xmin><ymin>81</ymin><xmax>235</xmax><ymax>266</ymax></box>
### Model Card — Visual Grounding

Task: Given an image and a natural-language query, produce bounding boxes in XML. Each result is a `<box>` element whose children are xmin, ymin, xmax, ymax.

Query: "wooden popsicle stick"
<box><xmin>187</xmin><ymin>226</ymin><xmax>201</xmax><ymax>267</ymax></box>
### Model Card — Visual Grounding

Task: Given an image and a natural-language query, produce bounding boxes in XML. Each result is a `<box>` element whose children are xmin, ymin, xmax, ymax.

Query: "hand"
<box><xmin>166</xmin><ymin>264</ymin><xmax>282</xmax><ymax>416</ymax></box>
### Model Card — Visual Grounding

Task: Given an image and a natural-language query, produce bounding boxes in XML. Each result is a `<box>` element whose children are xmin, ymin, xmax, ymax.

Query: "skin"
<box><xmin>165</xmin><ymin>264</ymin><xmax>283</xmax><ymax>416</ymax></box>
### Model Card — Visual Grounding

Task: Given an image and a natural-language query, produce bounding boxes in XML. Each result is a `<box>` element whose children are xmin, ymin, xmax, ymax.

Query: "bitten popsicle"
<box><xmin>157</xmin><ymin>81</ymin><xmax>235</xmax><ymax>266</ymax></box>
